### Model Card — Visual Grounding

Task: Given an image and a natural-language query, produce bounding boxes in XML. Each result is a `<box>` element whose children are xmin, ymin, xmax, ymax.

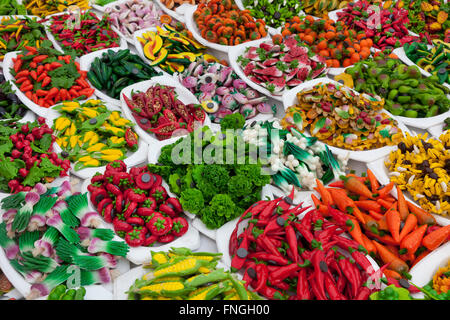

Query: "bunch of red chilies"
<box><xmin>229</xmin><ymin>189</ymin><xmax>383</xmax><ymax>300</ymax></box>
<box><xmin>87</xmin><ymin>161</ymin><xmax>188</xmax><ymax>247</ymax></box>
<box><xmin>336</xmin><ymin>1</ymin><xmax>419</xmax><ymax>50</ymax></box>
<box><xmin>47</xmin><ymin>11</ymin><xmax>120</xmax><ymax>54</ymax></box>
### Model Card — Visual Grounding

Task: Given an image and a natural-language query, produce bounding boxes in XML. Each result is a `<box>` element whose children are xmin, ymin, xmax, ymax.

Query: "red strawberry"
<box><xmin>171</xmin><ymin>217</ymin><xmax>189</xmax><ymax>237</ymax></box>
<box><xmin>150</xmin><ymin>185</ymin><xmax>167</xmax><ymax>203</ymax></box>
<box><xmin>147</xmin><ymin>216</ymin><xmax>173</xmax><ymax>236</ymax></box>
<box><xmin>124</xmin><ymin>226</ymin><xmax>147</xmax><ymax>247</ymax></box>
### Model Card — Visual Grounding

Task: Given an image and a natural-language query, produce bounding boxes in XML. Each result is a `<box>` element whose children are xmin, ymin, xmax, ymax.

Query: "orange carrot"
<box><xmin>422</xmin><ymin>225</ymin><xmax>450</xmax><ymax>251</ymax></box>
<box><xmin>383</xmin><ymin>269</ymin><xmax>402</xmax><ymax>279</ymax></box>
<box><xmin>361</xmin><ymin>234</ymin><xmax>377</xmax><ymax>255</ymax></box>
<box><xmin>399</xmin><ymin>214</ymin><xmax>417</xmax><ymax>242</ymax></box>
<box><xmin>346</xmin><ymin>215</ymin><xmax>366</xmax><ymax>247</ymax></box>
<box><xmin>377</xmin><ymin>198</ymin><xmax>395</xmax><ymax>211</ymax></box>
<box><xmin>372</xmin><ymin>241</ymin><xmax>409</xmax><ymax>274</ymax></box>
<box><xmin>311</xmin><ymin>194</ymin><xmax>329</xmax><ymax>216</ymax></box>
<box><xmin>366</xmin><ymin>231</ymin><xmax>400</xmax><ymax>246</ymax></box>
<box><xmin>355</xmin><ymin>200</ymin><xmax>382</xmax><ymax>212</ymax></box>
<box><xmin>400</xmin><ymin>224</ymin><xmax>428</xmax><ymax>261</ymax></box>
<box><xmin>368</xmin><ymin>210</ymin><xmax>383</xmax><ymax>221</ymax></box>
<box><xmin>340</xmin><ymin>175</ymin><xmax>374</xmax><ymax>199</ymax></box>
<box><xmin>315</xmin><ymin>179</ymin><xmax>333</xmax><ymax>206</ymax></box>
<box><xmin>396</xmin><ymin>185</ymin><xmax>409</xmax><ymax>221</ymax></box>
<box><xmin>406</xmin><ymin>201</ymin><xmax>436</xmax><ymax>226</ymax></box>
<box><xmin>377</xmin><ymin>181</ymin><xmax>394</xmax><ymax>198</ymax></box>
<box><xmin>329</xmin><ymin>188</ymin><xmax>365</xmax><ymax>224</ymax></box>
<box><xmin>376</xmin><ymin>215</ymin><xmax>390</xmax><ymax>232</ymax></box>
<box><xmin>385</xmin><ymin>210</ymin><xmax>401</xmax><ymax>243</ymax></box>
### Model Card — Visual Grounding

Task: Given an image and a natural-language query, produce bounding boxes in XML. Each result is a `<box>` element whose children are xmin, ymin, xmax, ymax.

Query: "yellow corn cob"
<box><xmin>153</xmin><ymin>258</ymin><xmax>197</xmax><ymax>278</ymax></box>
<box><xmin>187</xmin><ymin>284</ymin><xmax>218</xmax><ymax>300</ymax></box>
<box><xmin>152</xmin><ymin>252</ymin><xmax>169</xmax><ymax>266</ymax></box>
<box><xmin>198</xmin><ymin>267</ymin><xmax>211</xmax><ymax>274</ymax></box>
<box><xmin>139</xmin><ymin>281</ymin><xmax>185</xmax><ymax>294</ymax></box>
<box><xmin>87</xmin><ymin>143</ymin><xmax>107</xmax><ymax>153</ymax></box>
<box><xmin>144</xmin><ymin>276</ymin><xmax>184</xmax><ymax>283</ymax></box>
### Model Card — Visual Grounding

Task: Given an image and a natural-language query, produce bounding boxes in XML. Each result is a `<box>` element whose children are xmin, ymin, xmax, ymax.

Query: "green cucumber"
<box><xmin>87</xmin><ymin>70</ymin><xmax>102</xmax><ymax>90</ymax></box>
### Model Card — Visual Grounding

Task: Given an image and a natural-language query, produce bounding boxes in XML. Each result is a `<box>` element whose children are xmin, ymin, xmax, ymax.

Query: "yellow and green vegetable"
<box><xmin>52</xmin><ymin>99</ymin><xmax>139</xmax><ymax>171</ymax></box>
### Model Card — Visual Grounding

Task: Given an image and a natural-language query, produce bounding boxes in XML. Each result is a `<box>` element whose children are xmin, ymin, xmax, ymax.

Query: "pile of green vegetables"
<box><xmin>0</xmin><ymin>0</ymin><xmax>26</xmax><ymax>15</ymax></box>
<box><xmin>370</xmin><ymin>283</ymin><xmax>450</xmax><ymax>300</ymax></box>
<box><xmin>0</xmin><ymin>75</ymin><xmax>28</xmax><ymax>120</ymax></box>
<box><xmin>345</xmin><ymin>53</ymin><xmax>450</xmax><ymax>118</ymax></box>
<box><xmin>403</xmin><ymin>42</ymin><xmax>449</xmax><ymax>85</ymax></box>
<box><xmin>147</xmin><ymin>124</ymin><xmax>271</xmax><ymax>229</ymax></box>
<box><xmin>241</xmin><ymin>0</ymin><xmax>303</xmax><ymax>28</ymax></box>
<box><xmin>87</xmin><ymin>49</ymin><xmax>162</xmax><ymax>100</ymax></box>
<box><xmin>47</xmin><ymin>285</ymin><xmax>86</xmax><ymax>300</ymax></box>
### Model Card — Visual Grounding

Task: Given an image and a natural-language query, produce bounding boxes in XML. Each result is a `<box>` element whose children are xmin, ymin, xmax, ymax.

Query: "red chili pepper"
<box><xmin>269</xmin><ymin>263</ymin><xmax>300</xmax><ymax>284</ymax></box>
<box><xmin>296</xmin><ymin>268</ymin><xmax>311</xmax><ymax>300</ymax></box>
<box><xmin>337</xmin><ymin>256</ymin><xmax>362</xmax><ymax>299</ymax></box>
<box><xmin>354</xmin><ymin>286</ymin><xmax>371</xmax><ymax>300</ymax></box>
<box><xmin>96</xmin><ymin>197</ymin><xmax>112</xmax><ymax>215</ymax></box>
<box><xmin>135</xmin><ymin>172</ymin><xmax>154</xmax><ymax>190</ymax></box>
<box><xmin>126</xmin><ymin>216</ymin><xmax>145</xmax><ymax>226</ymax></box>
<box><xmin>125</xmin><ymin>227</ymin><xmax>146</xmax><ymax>247</ymax></box>
<box><xmin>257</xmin><ymin>283</ymin><xmax>285</xmax><ymax>300</ymax></box>
<box><xmin>293</xmin><ymin>222</ymin><xmax>314</xmax><ymax>243</ymax></box>
<box><xmin>325</xmin><ymin>272</ymin><xmax>347</xmax><ymax>300</ymax></box>
<box><xmin>253</xmin><ymin>263</ymin><xmax>269</xmax><ymax>291</ymax></box>
<box><xmin>115</xmin><ymin>194</ymin><xmax>124</xmax><ymax>213</ymax></box>
<box><xmin>311</xmin><ymin>249</ymin><xmax>328</xmax><ymax>300</ymax></box>
<box><xmin>247</xmin><ymin>252</ymin><xmax>289</xmax><ymax>265</ymax></box>
<box><xmin>231</xmin><ymin>233</ymin><xmax>249</xmax><ymax>272</ymax></box>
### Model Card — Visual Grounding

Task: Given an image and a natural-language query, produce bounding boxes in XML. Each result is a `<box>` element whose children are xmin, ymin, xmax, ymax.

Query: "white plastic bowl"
<box><xmin>428</xmin><ymin>123</ymin><xmax>446</xmax><ymax>138</ymax></box>
<box><xmin>91</xmin><ymin>0</ymin><xmax>120</xmax><ymax>12</ymax></box>
<box><xmin>184</xmin><ymin>5</ymin><xmax>270</xmax><ymax>53</ymax></box>
<box><xmin>146</xmin><ymin>128</ymin><xmax>273</xmax><ymax>240</ymax></box>
<box><xmin>3</xmin><ymin>51</ymin><xmax>95</xmax><ymax>117</ymax></box>
<box><xmin>80</xmin><ymin>174</ymin><xmax>201</xmax><ymax>265</ymax></box>
<box><xmin>282</xmin><ymin>77</ymin><xmax>411</xmax><ymax>163</ymax></box>
<box><xmin>409</xmin><ymin>242</ymin><xmax>450</xmax><ymax>299</ymax></box>
<box><xmin>154</xmin><ymin>0</ymin><xmax>190</xmax><ymax>23</ymax></box>
<box><xmin>79</xmin><ymin>47</ymin><xmax>126</xmax><ymax>107</ymax></box>
<box><xmin>46</xmin><ymin>101</ymin><xmax>149</xmax><ymax>180</ymax></box>
<box><xmin>100</xmin><ymin>0</ymin><xmax>165</xmax><ymax>45</ymax></box>
<box><xmin>43</xmin><ymin>11</ymin><xmax>128</xmax><ymax>59</ymax></box>
<box><xmin>216</xmin><ymin>191</ymin><xmax>382</xmax><ymax>277</ymax></box>
<box><xmin>0</xmin><ymin>15</ymin><xmax>42</xmax><ymax>68</ymax></box>
<box><xmin>229</xmin><ymin>39</ymin><xmax>328</xmax><ymax>102</ymax></box>
<box><xmin>113</xmin><ymin>260</ymin><xmax>229</xmax><ymax>300</ymax></box>
<box><xmin>119</xmin><ymin>75</ymin><xmax>211</xmax><ymax>145</ymax></box>
<box><xmin>367</xmin><ymin>156</ymin><xmax>450</xmax><ymax>227</ymax></box>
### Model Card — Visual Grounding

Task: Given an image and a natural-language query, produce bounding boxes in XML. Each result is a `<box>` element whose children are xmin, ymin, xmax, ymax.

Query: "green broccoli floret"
<box><xmin>220</xmin><ymin>113</ymin><xmax>245</xmax><ymax>130</ymax></box>
<box><xmin>227</xmin><ymin>175</ymin><xmax>253</xmax><ymax>198</ymax></box>
<box><xmin>180</xmin><ymin>188</ymin><xmax>204</xmax><ymax>215</ymax></box>
<box><xmin>200</xmin><ymin>194</ymin><xmax>239</xmax><ymax>229</ymax></box>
